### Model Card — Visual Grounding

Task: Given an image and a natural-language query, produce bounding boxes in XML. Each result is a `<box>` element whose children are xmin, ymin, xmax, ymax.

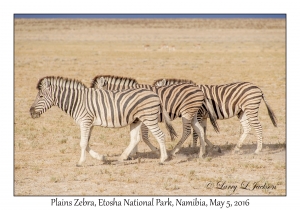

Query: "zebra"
<box><xmin>90</xmin><ymin>75</ymin><xmax>220</xmax><ymax>158</ymax></box>
<box><xmin>29</xmin><ymin>76</ymin><xmax>178</xmax><ymax>166</ymax></box>
<box><xmin>153</xmin><ymin>78</ymin><xmax>278</xmax><ymax>154</ymax></box>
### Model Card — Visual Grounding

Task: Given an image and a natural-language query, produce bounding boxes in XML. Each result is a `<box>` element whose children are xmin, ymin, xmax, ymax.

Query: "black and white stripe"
<box><xmin>153</xmin><ymin>78</ymin><xmax>277</xmax><ymax>154</ymax></box>
<box><xmin>29</xmin><ymin>76</ymin><xmax>177</xmax><ymax>165</ymax></box>
<box><xmin>91</xmin><ymin>75</ymin><xmax>219</xmax><ymax>158</ymax></box>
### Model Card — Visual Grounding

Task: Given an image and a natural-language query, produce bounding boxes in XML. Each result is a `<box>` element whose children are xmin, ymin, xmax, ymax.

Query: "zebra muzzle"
<box><xmin>30</xmin><ymin>107</ymin><xmax>40</xmax><ymax>119</ymax></box>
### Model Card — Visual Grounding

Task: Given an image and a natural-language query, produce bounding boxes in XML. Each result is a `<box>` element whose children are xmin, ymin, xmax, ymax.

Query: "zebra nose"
<box><xmin>30</xmin><ymin>107</ymin><xmax>36</xmax><ymax>116</ymax></box>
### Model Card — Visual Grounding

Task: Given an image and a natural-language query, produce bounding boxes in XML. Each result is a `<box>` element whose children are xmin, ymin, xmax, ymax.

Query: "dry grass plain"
<box><xmin>14</xmin><ymin>18</ymin><xmax>286</xmax><ymax>196</ymax></box>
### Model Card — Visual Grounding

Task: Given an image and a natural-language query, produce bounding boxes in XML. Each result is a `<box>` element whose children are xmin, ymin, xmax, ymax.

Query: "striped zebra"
<box><xmin>153</xmin><ymin>78</ymin><xmax>277</xmax><ymax>154</ymax></box>
<box><xmin>29</xmin><ymin>76</ymin><xmax>177</xmax><ymax>166</ymax></box>
<box><xmin>91</xmin><ymin>75</ymin><xmax>220</xmax><ymax>158</ymax></box>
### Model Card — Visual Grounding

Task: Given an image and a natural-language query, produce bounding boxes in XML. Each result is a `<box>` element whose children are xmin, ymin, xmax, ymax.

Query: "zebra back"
<box><xmin>153</xmin><ymin>78</ymin><xmax>196</xmax><ymax>86</ymax></box>
<box><xmin>37</xmin><ymin>76</ymin><xmax>87</xmax><ymax>90</ymax></box>
<box><xmin>91</xmin><ymin>75</ymin><xmax>139</xmax><ymax>90</ymax></box>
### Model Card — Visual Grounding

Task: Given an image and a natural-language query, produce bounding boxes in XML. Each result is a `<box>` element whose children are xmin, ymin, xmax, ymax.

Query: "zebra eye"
<box><xmin>40</xmin><ymin>95</ymin><xmax>44</xmax><ymax>98</ymax></box>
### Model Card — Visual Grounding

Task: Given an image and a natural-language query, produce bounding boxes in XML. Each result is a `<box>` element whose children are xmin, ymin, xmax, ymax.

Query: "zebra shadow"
<box><xmin>217</xmin><ymin>142</ymin><xmax>286</xmax><ymax>156</ymax></box>
<box><xmin>169</xmin><ymin>142</ymin><xmax>286</xmax><ymax>162</ymax></box>
<box><xmin>166</xmin><ymin>142</ymin><xmax>286</xmax><ymax>164</ymax></box>
<box><xmin>102</xmin><ymin>142</ymin><xmax>286</xmax><ymax>165</ymax></box>
<box><xmin>101</xmin><ymin>150</ymin><xmax>162</xmax><ymax>166</ymax></box>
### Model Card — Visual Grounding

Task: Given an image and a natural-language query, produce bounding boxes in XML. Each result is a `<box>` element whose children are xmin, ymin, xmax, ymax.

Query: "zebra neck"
<box><xmin>107</xmin><ymin>83</ymin><xmax>150</xmax><ymax>90</ymax></box>
<box><xmin>106</xmin><ymin>83</ymin><xmax>137</xmax><ymax>90</ymax></box>
<box><xmin>137</xmin><ymin>84</ymin><xmax>151</xmax><ymax>90</ymax></box>
<box><xmin>54</xmin><ymin>87</ymin><xmax>85</xmax><ymax>119</ymax></box>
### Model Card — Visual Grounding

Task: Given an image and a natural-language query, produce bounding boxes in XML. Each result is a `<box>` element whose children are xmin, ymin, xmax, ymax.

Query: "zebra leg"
<box><xmin>233</xmin><ymin>111</ymin><xmax>251</xmax><ymax>154</ymax></box>
<box><xmin>195</xmin><ymin>111</ymin><xmax>220</xmax><ymax>152</ymax></box>
<box><xmin>170</xmin><ymin>117</ymin><xmax>192</xmax><ymax>157</ymax></box>
<box><xmin>119</xmin><ymin>120</ymin><xmax>142</xmax><ymax>162</ymax></box>
<box><xmin>200</xmin><ymin>118</ymin><xmax>221</xmax><ymax>153</ymax></box>
<box><xmin>129</xmin><ymin>125</ymin><xmax>140</xmax><ymax>157</ymax></box>
<box><xmin>140</xmin><ymin>123</ymin><xmax>160</xmax><ymax>155</ymax></box>
<box><xmin>236</xmin><ymin>109</ymin><xmax>263</xmax><ymax>154</ymax></box>
<box><xmin>191</xmin><ymin>115</ymin><xmax>207</xmax><ymax>159</ymax></box>
<box><xmin>77</xmin><ymin>124</ymin><xmax>92</xmax><ymax>167</ymax></box>
<box><xmin>254</xmin><ymin>122</ymin><xmax>263</xmax><ymax>154</ymax></box>
<box><xmin>130</xmin><ymin>123</ymin><xmax>160</xmax><ymax>156</ymax></box>
<box><xmin>85</xmin><ymin>126</ymin><xmax>105</xmax><ymax>162</ymax></box>
<box><xmin>192</xmin><ymin>110</ymin><xmax>203</xmax><ymax>147</ymax></box>
<box><xmin>192</xmin><ymin>110</ymin><xmax>202</xmax><ymax>147</ymax></box>
<box><xmin>143</xmin><ymin>121</ymin><xmax>168</xmax><ymax>163</ymax></box>
<box><xmin>248</xmin><ymin>113</ymin><xmax>263</xmax><ymax>154</ymax></box>
<box><xmin>192</xmin><ymin>129</ymin><xmax>198</xmax><ymax>147</ymax></box>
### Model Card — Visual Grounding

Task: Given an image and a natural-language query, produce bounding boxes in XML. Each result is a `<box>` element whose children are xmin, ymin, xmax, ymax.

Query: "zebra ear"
<box><xmin>99</xmin><ymin>77</ymin><xmax>106</xmax><ymax>88</ymax></box>
<box><xmin>161</xmin><ymin>79</ymin><xmax>166</xmax><ymax>86</ymax></box>
<box><xmin>38</xmin><ymin>77</ymin><xmax>50</xmax><ymax>90</ymax></box>
<box><xmin>42</xmin><ymin>78</ymin><xmax>50</xmax><ymax>88</ymax></box>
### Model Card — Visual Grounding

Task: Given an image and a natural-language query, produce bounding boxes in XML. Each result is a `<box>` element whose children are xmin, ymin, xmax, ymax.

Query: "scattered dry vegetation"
<box><xmin>14</xmin><ymin>18</ymin><xmax>285</xmax><ymax>195</ymax></box>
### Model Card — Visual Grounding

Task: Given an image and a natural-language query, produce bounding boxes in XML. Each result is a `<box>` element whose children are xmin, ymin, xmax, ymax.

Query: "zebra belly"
<box><xmin>215</xmin><ymin>107</ymin><xmax>241</xmax><ymax>120</ymax></box>
<box><xmin>92</xmin><ymin>116</ymin><xmax>132</xmax><ymax>128</ymax></box>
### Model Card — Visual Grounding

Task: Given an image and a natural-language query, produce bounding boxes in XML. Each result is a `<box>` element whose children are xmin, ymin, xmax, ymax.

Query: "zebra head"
<box><xmin>30</xmin><ymin>77</ymin><xmax>55</xmax><ymax>119</ymax></box>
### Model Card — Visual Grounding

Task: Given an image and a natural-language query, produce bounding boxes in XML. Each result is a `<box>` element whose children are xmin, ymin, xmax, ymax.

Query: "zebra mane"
<box><xmin>36</xmin><ymin>76</ymin><xmax>87</xmax><ymax>90</ymax></box>
<box><xmin>90</xmin><ymin>75</ymin><xmax>139</xmax><ymax>88</ymax></box>
<box><xmin>152</xmin><ymin>78</ymin><xmax>196</xmax><ymax>86</ymax></box>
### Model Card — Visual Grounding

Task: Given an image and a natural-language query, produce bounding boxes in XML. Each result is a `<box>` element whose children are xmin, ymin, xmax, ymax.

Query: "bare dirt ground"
<box><xmin>14</xmin><ymin>19</ymin><xmax>286</xmax><ymax>196</ymax></box>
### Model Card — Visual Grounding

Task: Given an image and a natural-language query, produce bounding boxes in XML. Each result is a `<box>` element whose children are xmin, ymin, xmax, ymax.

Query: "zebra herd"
<box><xmin>29</xmin><ymin>75</ymin><xmax>277</xmax><ymax>166</ymax></box>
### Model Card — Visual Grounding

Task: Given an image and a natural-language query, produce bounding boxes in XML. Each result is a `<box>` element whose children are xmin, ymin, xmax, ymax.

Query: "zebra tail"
<box><xmin>262</xmin><ymin>95</ymin><xmax>278</xmax><ymax>127</ymax></box>
<box><xmin>205</xmin><ymin>98</ymin><xmax>220</xmax><ymax>133</ymax></box>
<box><xmin>160</xmin><ymin>104</ymin><xmax>178</xmax><ymax>141</ymax></box>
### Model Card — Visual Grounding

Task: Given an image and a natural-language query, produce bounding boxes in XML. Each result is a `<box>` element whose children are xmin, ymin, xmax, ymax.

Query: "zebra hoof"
<box><xmin>129</xmin><ymin>152</ymin><xmax>137</xmax><ymax>157</ymax></box>
<box><xmin>254</xmin><ymin>150</ymin><xmax>261</xmax><ymax>155</ymax></box>
<box><xmin>199</xmin><ymin>153</ymin><xmax>208</xmax><ymax>159</ymax></box>
<box><xmin>170</xmin><ymin>153</ymin><xmax>177</xmax><ymax>158</ymax></box>
<box><xmin>158</xmin><ymin>162</ymin><xmax>164</xmax><ymax>165</ymax></box>
<box><xmin>118</xmin><ymin>154</ymin><xmax>129</xmax><ymax>162</ymax></box>
<box><xmin>96</xmin><ymin>155</ymin><xmax>105</xmax><ymax>162</ymax></box>
<box><xmin>170</xmin><ymin>149</ymin><xmax>178</xmax><ymax>157</ymax></box>
<box><xmin>76</xmin><ymin>164</ymin><xmax>83</xmax><ymax>167</ymax></box>
<box><xmin>160</xmin><ymin>155</ymin><xmax>168</xmax><ymax>163</ymax></box>
<box><xmin>127</xmin><ymin>156</ymin><xmax>134</xmax><ymax>160</ymax></box>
